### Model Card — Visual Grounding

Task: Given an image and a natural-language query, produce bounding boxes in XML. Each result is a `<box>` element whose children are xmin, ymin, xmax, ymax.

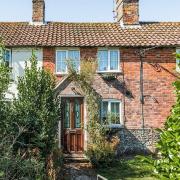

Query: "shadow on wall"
<box><xmin>101</xmin><ymin>75</ymin><xmax>134</xmax><ymax>99</ymax></box>
<box><xmin>108</xmin><ymin>128</ymin><xmax>159</xmax><ymax>155</ymax></box>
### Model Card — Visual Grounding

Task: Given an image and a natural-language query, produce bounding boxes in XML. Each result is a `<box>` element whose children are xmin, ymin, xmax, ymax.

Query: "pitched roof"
<box><xmin>0</xmin><ymin>21</ymin><xmax>180</xmax><ymax>47</ymax></box>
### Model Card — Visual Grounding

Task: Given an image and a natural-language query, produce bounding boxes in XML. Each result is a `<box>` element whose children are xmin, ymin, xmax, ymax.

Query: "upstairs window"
<box><xmin>56</xmin><ymin>50</ymin><xmax>80</xmax><ymax>74</ymax></box>
<box><xmin>98</xmin><ymin>49</ymin><xmax>120</xmax><ymax>72</ymax></box>
<box><xmin>101</xmin><ymin>100</ymin><xmax>122</xmax><ymax>125</ymax></box>
<box><xmin>176</xmin><ymin>49</ymin><xmax>180</xmax><ymax>72</ymax></box>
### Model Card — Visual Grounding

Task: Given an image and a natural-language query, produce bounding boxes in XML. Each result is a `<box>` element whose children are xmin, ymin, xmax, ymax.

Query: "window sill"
<box><xmin>97</xmin><ymin>71</ymin><xmax>122</xmax><ymax>74</ymax></box>
<box><xmin>104</xmin><ymin>124</ymin><xmax>124</xmax><ymax>129</ymax></box>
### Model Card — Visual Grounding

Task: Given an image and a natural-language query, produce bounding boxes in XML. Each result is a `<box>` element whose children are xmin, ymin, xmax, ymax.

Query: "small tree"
<box><xmin>10</xmin><ymin>52</ymin><xmax>61</xmax><ymax>178</ymax></box>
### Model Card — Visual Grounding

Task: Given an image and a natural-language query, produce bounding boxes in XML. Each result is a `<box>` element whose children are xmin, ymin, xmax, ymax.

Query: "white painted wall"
<box><xmin>12</xmin><ymin>48</ymin><xmax>43</xmax><ymax>82</ymax></box>
<box><xmin>5</xmin><ymin>48</ymin><xmax>43</xmax><ymax>99</ymax></box>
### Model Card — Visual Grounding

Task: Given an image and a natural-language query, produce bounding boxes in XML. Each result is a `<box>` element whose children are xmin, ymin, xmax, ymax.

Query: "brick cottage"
<box><xmin>0</xmin><ymin>0</ymin><xmax>179</xmax><ymax>155</ymax></box>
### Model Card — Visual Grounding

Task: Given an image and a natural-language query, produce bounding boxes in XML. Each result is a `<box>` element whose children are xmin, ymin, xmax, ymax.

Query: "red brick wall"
<box><xmin>122</xmin><ymin>48</ymin><xmax>177</xmax><ymax>128</ymax></box>
<box><xmin>43</xmin><ymin>47</ymin><xmax>55</xmax><ymax>72</ymax></box>
<box><xmin>43</xmin><ymin>47</ymin><xmax>177</xmax><ymax>129</ymax></box>
<box><xmin>32</xmin><ymin>0</ymin><xmax>45</xmax><ymax>22</ymax></box>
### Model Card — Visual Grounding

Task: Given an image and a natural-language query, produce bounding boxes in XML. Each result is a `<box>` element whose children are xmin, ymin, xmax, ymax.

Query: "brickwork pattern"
<box><xmin>43</xmin><ymin>47</ymin><xmax>177</xmax><ymax>130</ymax></box>
<box><xmin>32</xmin><ymin>0</ymin><xmax>45</xmax><ymax>22</ymax></box>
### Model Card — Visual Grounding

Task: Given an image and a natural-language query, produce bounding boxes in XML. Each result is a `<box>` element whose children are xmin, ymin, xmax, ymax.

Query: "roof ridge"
<box><xmin>0</xmin><ymin>22</ymin><xmax>28</xmax><ymax>24</ymax></box>
<box><xmin>47</xmin><ymin>21</ymin><xmax>118</xmax><ymax>24</ymax></box>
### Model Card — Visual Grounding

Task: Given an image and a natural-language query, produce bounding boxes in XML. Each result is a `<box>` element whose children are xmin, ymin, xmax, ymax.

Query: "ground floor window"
<box><xmin>101</xmin><ymin>100</ymin><xmax>121</xmax><ymax>124</ymax></box>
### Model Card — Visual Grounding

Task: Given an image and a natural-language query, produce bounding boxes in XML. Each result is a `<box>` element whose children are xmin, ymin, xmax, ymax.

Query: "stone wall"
<box><xmin>116</xmin><ymin>128</ymin><xmax>160</xmax><ymax>155</ymax></box>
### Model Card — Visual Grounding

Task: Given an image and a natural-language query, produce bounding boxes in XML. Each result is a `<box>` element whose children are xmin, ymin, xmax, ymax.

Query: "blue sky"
<box><xmin>0</xmin><ymin>0</ymin><xmax>179</xmax><ymax>22</ymax></box>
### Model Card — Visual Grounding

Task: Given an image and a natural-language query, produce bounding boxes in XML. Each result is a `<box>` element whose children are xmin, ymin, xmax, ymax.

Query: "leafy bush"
<box><xmin>85</xmin><ymin>120</ymin><xmax>119</xmax><ymax>167</ymax></box>
<box><xmin>10</xmin><ymin>53</ymin><xmax>62</xmax><ymax>178</ymax></box>
<box><xmin>0</xmin><ymin>154</ymin><xmax>45</xmax><ymax>179</ymax></box>
<box><xmin>151</xmin><ymin>53</ymin><xmax>180</xmax><ymax>179</ymax></box>
<box><xmin>0</xmin><ymin>46</ymin><xmax>63</xmax><ymax>179</ymax></box>
<box><xmin>85</xmin><ymin>134</ymin><xmax>119</xmax><ymax>167</ymax></box>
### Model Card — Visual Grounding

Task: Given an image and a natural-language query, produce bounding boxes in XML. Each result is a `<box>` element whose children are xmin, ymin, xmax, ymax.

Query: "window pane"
<box><xmin>98</xmin><ymin>50</ymin><xmax>108</xmax><ymax>71</ymax></box>
<box><xmin>68</xmin><ymin>50</ymin><xmax>80</xmax><ymax>71</ymax></box>
<box><xmin>110</xmin><ymin>50</ymin><xmax>119</xmax><ymax>70</ymax></box>
<box><xmin>56</xmin><ymin>51</ymin><xmax>66</xmax><ymax>73</ymax></box>
<box><xmin>64</xmin><ymin>99</ymin><xmax>70</xmax><ymax>128</ymax></box>
<box><xmin>5</xmin><ymin>50</ymin><xmax>11</xmax><ymax>67</ymax></box>
<box><xmin>111</xmin><ymin>102</ymin><xmax>120</xmax><ymax>124</ymax></box>
<box><xmin>102</xmin><ymin>101</ymin><xmax>108</xmax><ymax>122</ymax></box>
<box><xmin>74</xmin><ymin>99</ymin><xmax>81</xmax><ymax>128</ymax></box>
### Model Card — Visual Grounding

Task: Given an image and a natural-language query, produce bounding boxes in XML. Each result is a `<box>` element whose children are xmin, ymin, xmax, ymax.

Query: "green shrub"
<box><xmin>153</xmin><ymin>78</ymin><xmax>180</xmax><ymax>179</ymax></box>
<box><xmin>0</xmin><ymin>155</ymin><xmax>45</xmax><ymax>179</ymax></box>
<box><xmin>151</xmin><ymin>53</ymin><xmax>180</xmax><ymax>179</ymax></box>
<box><xmin>85</xmin><ymin>121</ymin><xmax>119</xmax><ymax>168</ymax></box>
<box><xmin>85</xmin><ymin>135</ymin><xmax>119</xmax><ymax>168</ymax></box>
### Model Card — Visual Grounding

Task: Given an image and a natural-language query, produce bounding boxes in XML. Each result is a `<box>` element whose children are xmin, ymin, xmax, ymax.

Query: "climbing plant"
<box><xmin>67</xmin><ymin>59</ymin><xmax>119</xmax><ymax>167</ymax></box>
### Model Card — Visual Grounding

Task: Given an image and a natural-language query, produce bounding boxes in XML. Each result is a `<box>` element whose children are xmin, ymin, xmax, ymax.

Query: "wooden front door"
<box><xmin>61</xmin><ymin>97</ymin><xmax>84</xmax><ymax>154</ymax></box>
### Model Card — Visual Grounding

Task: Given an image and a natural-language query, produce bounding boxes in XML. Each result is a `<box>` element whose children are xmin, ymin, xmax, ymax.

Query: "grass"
<box><xmin>97</xmin><ymin>156</ymin><xmax>158</xmax><ymax>180</ymax></box>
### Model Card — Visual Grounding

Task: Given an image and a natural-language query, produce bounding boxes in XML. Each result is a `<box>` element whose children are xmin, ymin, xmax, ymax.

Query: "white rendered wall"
<box><xmin>5</xmin><ymin>48</ymin><xmax>43</xmax><ymax>99</ymax></box>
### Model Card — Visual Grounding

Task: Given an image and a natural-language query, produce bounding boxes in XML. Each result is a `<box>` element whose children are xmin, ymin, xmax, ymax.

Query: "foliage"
<box><xmin>176</xmin><ymin>53</ymin><xmax>180</xmax><ymax>61</ymax></box>
<box><xmin>67</xmin><ymin>59</ymin><xmax>119</xmax><ymax>167</ymax></box>
<box><xmin>9</xmin><ymin>52</ymin><xmax>62</xmax><ymax>178</ymax></box>
<box><xmin>101</xmin><ymin>73</ymin><xmax>117</xmax><ymax>81</ymax></box>
<box><xmin>0</xmin><ymin>46</ymin><xmax>63</xmax><ymax>179</ymax></box>
<box><xmin>0</xmin><ymin>42</ymin><xmax>45</xmax><ymax>179</ymax></box>
<box><xmin>151</xmin><ymin>52</ymin><xmax>180</xmax><ymax>179</ymax></box>
<box><xmin>0</xmin><ymin>40</ymin><xmax>11</xmax><ymax>136</ymax></box>
<box><xmin>67</xmin><ymin>59</ymin><xmax>100</xmax><ymax>125</ymax></box>
<box><xmin>85</xmin><ymin>135</ymin><xmax>119</xmax><ymax>167</ymax></box>
<box><xmin>0</xmin><ymin>134</ymin><xmax>45</xmax><ymax>180</ymax></box>
<box><xmin>97</xmin><ymin>157</ymin><xmax>158</xmax><ymax>180</ymax></box>
<box><xmin>139</xmin><ymin>52</ymin><xmax>180</xmax><ymax>179</ymax></box>
<box><xmin>105</xmin><ymin>112</ymin><xmax>120</xmax><ymax>124</ymax></box>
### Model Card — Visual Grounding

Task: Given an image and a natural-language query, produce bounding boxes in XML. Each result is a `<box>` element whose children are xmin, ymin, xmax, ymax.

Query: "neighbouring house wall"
<box><xmin>6</xmin><ymin>48</ymin><xmax>43</xmax><ymax>99</ymax></box>
<box><xmin>43</xmin><ymin>47</ymin><xmax>177</xmax><ymax>153</ymax></box>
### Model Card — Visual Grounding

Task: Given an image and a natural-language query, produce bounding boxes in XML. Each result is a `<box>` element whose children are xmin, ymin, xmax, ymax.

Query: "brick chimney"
<box><xmin>116</xmin><ymin>0</ymin><xmax>139</xmax><ymax>25</ymax></box>
<box><xmin>32</xmin><ymin>0</ymin><xmax>45</xmax><ymax>24</ymax></box>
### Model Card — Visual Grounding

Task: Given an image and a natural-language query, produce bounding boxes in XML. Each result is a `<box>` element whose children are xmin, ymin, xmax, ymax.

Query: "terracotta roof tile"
<box><xmin>0</xmin><ymin>22</ymin><xmax>180</xmax><ymax>47</ymax></box>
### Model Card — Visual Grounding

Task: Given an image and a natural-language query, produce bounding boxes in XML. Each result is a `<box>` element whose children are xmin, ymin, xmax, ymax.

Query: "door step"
<box><xmin>64</xmin><ymin>154</ymin><xmax>89</xmax><ymax>163</ymax></box>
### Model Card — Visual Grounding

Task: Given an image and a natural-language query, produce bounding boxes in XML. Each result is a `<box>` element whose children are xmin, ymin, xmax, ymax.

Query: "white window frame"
<box><xmin>56</xmin><ymin>48</ymin><xmax>80</xmax><ymax>74</ymax></box>
<box><xmin>97</xmin><ymin>48</ymin><xmax>120</xmax><ymax>73</ymax></box>
<box><xmin>176</xmin><ymin>48</ymin><xmax>180</xmax><ymax>72</ymax></box>
<box><xmin>101</xmin><ymin>99</ymin><xmax>122</xmax><ymax>125</ymax></box>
